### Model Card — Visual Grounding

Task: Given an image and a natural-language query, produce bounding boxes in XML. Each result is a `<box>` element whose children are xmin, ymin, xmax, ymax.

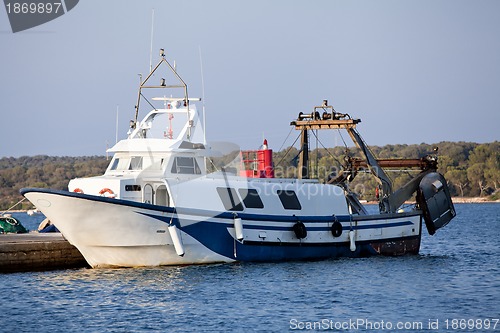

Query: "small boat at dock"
<box><xmin>0</xmin><ymin>214</ymin><xmax>28</xmax><ymax>234</ymax></box>
<box><xmin>21</xmin><ymin>50</ymin><xmax>456</xmax><ymax>268</ymax></box>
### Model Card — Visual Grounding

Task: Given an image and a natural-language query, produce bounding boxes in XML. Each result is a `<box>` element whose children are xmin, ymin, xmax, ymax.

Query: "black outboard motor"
<box><xmin>417</xmin><ymin>172</ymin><xmax>456</xmax><ymax>235</ymax></box>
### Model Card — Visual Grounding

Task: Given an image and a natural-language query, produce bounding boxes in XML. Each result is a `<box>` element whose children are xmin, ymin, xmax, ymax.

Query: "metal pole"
<box><xmin>149</xmin><ymin>9</ymin><xmax>155</xmax><ymax>73</ymax></box>
<box><xmin>298</xmin><ymin>129</ymin><xmax>309</xmax><ymax>179</ymax></box>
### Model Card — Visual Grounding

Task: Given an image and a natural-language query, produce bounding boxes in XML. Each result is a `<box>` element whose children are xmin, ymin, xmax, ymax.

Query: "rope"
<box><xmin>276</xmin><ymin>127</ymin><xmax>294</xmax><ymax>153</ymax></box>
<box><xmin>274</xmin><ymin>132</ymin><xmax>302</xmax><ymax>168</ymax></box>
<box><xmin>0</xmin><ymin>197</ymin><xmax>27</xmax><ymax>216</ymax></box>
<box><xmin>337</xmin><ymin>128</ymin><xmax>348</xmax><ymax>148</ymax></box>
<box><xmin>141</xmin><ymin>92</ymin><xmax>158</xmax><ymax>112</ymax></box>
<box><xmin>310</xmin><ymin>130</ymin><xmax>344</xmax><ymax>166</ymax></box>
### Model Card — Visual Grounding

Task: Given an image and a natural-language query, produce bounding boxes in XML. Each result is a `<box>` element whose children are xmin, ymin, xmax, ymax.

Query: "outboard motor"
<box><xmin>417</xmin><ymin>172</ymin><xmax>456</xmax><ymax>235</ymax></box>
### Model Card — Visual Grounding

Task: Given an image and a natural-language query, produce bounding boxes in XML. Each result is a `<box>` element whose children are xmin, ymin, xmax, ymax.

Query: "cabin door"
<box><xmin>143</xmin><ymin>184</ymin><xmax>154</xmax><ymax>204</ymax></box>
<box><xmin>156</xmin><ymin>185</ymin><xmax>169</xmax><ymax>207</ymax></box>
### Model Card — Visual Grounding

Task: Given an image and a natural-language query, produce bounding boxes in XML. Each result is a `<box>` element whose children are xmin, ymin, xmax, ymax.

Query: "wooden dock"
<box><xmin>0</xmin><ymin>233</ymin><xmax>88</xmax><ymax>273</ymax></box>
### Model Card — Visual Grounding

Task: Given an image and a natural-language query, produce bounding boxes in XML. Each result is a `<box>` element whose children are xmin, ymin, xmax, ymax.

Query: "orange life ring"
<box><xmin>73</xmin><ymin>188</ymin><xmax>84</xmax><ymax>194</ymax></box>
<box><xmin>99</xmin><ymin>188</ymin><xmax>115</xmax><ymax>196</ymax></box>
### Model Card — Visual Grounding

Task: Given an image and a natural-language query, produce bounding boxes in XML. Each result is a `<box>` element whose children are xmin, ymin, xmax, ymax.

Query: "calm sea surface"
<box><xmin>1</xmin><ymin>203</ymin><xmax>499</xmax><ymax>333</ymax></box>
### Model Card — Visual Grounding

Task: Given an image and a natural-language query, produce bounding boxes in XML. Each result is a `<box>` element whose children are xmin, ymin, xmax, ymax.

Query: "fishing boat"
<box><xmin>21</xmin><ymin>50</ymin><xmax>455</xmax><ymax>268</ymax></box>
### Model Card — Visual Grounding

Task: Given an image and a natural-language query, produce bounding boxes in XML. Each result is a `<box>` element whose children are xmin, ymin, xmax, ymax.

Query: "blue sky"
<box><xmin>1</xmin><ymin>0</ymin><xmax>499</xmax><ymax>157</ymax></box>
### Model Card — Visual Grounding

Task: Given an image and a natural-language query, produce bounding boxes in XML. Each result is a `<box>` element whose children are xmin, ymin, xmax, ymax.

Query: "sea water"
<box><xmin>1</xmin><ymin>203</ymin><xmax>499</xmax><ymax>332</ymax></box>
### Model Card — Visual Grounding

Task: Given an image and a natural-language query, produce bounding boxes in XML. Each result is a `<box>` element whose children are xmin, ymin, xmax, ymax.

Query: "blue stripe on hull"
<box><xmin>242</xmin><ymin>220</ymin><xmax>413</xmax><ymax>232</ymax></box>
<box><xmin>138</xmin><ymin>211</ymin><xmax>414</xmax><ymax>233</ymax></box>
<box><xmin>180</xmin><ymin>221</ymin><xmax>394</xmax><ymax>262</ymax></box>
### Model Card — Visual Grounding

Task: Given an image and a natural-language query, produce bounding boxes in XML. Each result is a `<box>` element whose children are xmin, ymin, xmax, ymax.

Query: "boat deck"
<box><xmin>0</xmin><ymin>232</ymin><xmax>87</xmax><ymax>273</ymax></box>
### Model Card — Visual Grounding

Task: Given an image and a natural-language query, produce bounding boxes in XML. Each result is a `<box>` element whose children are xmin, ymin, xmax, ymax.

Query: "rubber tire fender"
<box><xmin>293</xmin><ymin>221</ymin><xmax>307</xmax><ymax>239</ymax></box>
<box><xmin>331</xmin><ymin>221</ymin><xmax>343</xmax><ymax>237</ymax></box>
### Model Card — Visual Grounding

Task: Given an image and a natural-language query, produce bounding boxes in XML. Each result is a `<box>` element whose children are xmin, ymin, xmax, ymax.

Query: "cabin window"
<box><xmin>129</xmin><ymin>157</ymin><xmax>143</xmax><ymax>170</ymax></box>
<box><xmin>238</xmin><ymin>188</ymin><xmax>264</xmax><ymax>209</ymax></box>
<box><xmin>277</xmin><ymin>190</ymin><xmax>302</xmax><ymax>210</ymax></box>
<box><xmin>217</xmin><ymin>187</ymin><xmax>244</xmax><ymax>211</ymax></box>
<box><xmin>110</xmin><ymin>157</ymin><xmax>130</xmax><ymax>171</ymax></box>
<box><xmin>110</xmin><ymin>158</ymin><xmax>120</xmax><ymax>170</ymax></box>
<box><xmin>171</xmin><ymin>157</ymin><xmax>201</xmax><ymax>174</ymax></box>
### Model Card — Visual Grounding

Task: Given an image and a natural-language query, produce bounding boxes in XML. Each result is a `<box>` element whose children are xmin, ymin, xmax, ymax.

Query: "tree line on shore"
<box><xmin>0</xmin><ymin>141</ymin><xmax>498</xmax><ymax>210</ymax></box>
<box><xmin>270</xmin><ymin>141</ymin><xmax>498</xmax><ymax>202</ymax></box>
<box><xmin>0</xmin><ymin>156</ymin><xmax>109</xmax><ymax>210</ymax></box>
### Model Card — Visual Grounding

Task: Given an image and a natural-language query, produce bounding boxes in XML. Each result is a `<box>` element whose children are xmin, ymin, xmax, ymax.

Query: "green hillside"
<box><xmin>271</xmin><ymin>141</ymin><xmax>499</xmax><ymax>201</ymax></box>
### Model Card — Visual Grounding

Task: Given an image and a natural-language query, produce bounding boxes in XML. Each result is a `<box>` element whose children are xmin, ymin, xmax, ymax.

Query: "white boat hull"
<box><xmin>22</xmin><ymin>188</ymin><xmax>423</xmax><ymax>268</ymax></box>
<box><xmin>22</xmin><ymin>189</ymin><xmax>232</xmax><ymax>267</ymax></box>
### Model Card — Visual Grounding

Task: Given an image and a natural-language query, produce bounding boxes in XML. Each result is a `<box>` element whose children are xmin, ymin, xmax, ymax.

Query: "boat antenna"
<box><xmin>115</xmin><ymin>105</ymin><xmax>119</xmax><ymax>144</ymax></box>
<box><xmin>199</xmin><ymin>45</ymin><xmax>207</xmax><ymax>144</ymax></box>
<box><xmin>149</xmin><ymin>8</ymin><xmax>155</xmax><ymax>73</ymax></box>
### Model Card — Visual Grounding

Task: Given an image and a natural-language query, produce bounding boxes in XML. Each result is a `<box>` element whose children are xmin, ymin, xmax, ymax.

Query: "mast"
<box><xmin>133</xmin><ymin>49</ymin><xmax>190</xmax><ymax>133</ymax></box>
<box><xmin>298</xmin><ymin>129</ymin><xmax>309</xmax><ymax>179</ymax></box>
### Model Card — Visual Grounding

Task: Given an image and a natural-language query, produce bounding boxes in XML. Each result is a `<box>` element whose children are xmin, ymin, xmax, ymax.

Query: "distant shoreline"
<box><xmin>361</xmin><ymin>197</ymin><xmax>499</xmax><ymax>205</ymax></box>
<box><xmin>451</xmin><ymin>197</ymin><xmax>500</xmax><ymax>204</ymax></box>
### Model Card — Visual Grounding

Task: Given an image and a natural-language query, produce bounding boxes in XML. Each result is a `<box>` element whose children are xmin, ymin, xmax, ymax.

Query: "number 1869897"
<box><xmin>5</xmin><ymin>2</ymin><xmax>62</xmax><ymax>14</ymax></box>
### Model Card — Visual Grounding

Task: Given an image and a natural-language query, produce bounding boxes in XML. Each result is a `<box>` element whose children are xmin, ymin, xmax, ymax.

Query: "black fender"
<box><xmin>331</xmin><ymin>221</ymin><xmax>343</xmax><ymax>237</ymax></box>
<box><xmin>293</xmin><ymin>221</ymin><xmax>307</xmax><ymax>239</ymax></box>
